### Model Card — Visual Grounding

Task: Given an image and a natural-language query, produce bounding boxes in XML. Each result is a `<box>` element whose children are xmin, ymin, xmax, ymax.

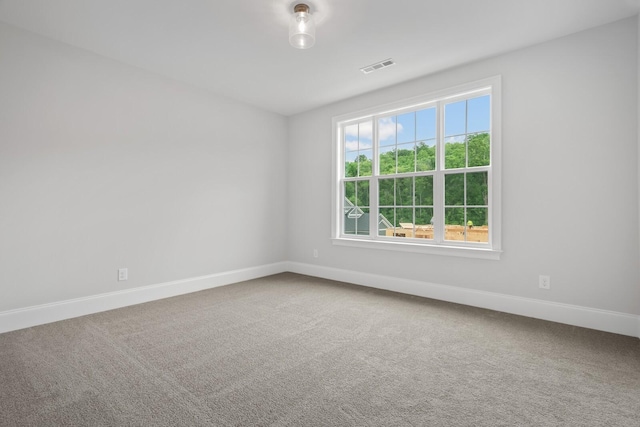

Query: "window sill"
<box><xmin>332</xmin><ymin>237</ymin><xmax>502</xmax><ymax>260</ymax></box>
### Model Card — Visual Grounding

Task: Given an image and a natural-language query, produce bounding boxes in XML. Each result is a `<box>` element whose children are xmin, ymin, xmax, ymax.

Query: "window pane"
<box><xmin>445</xmin><ymin>208</ymin><xmax>465</xmax><ymax>241</ymax></box>
<box><xmin>445</xmin><ymin>100</ymin><xmax>466</xmax><ymax>137</ymax></box>
<box><xmin>468</xmin><ymin>133</ymin><xmax>490</xmax><ymax>167</ymax></box>
<box><xmin>359</xmin><ymin>121</ymin><xmax>373</xmax><ymax>149</ymax></box>
<box><xmin>396</xmin><ymin>143</ymin><xmax>415</xmax><ymax>173</ymax></box>
<box><xmin>466</xmin><ymin>172</ymin><xmax>488</xmax><ymax>206</ymax></box>
<box><xmin>467</xmin><ymin>207</ymin><xmax>488</xmax><ymax>227</ymax></box>
<box><xmin>445</xmin><ymin>207</ymin><xmax>465</xmax><ymax>225</ymax></box>
<box><xmin>378</xmin><ymin>117</ymin><xmax>396</xmax><ymax>147</ymax></box>
<box><xmin>380</xmin><ymin>207</ymin><xmax>395</xmax><ymax>236</ymax></box>
<box><xmin>396</xmin><ymin>208</ymin><xmax>413</xmax><ymax>224</ymax></box>
<box><xmin>356</xmin><ymin>180</ymin><xmax>370</xmax><ymax>207</ymax></box>
<box><xmin>378</xmin><ymin>213</ymin><xmax>392</xmax><ymax>236</ymax></box>
<box><xmin>445</xmin><ymin>136</ymin><xmax>466</xmax><ymax>169</ymax></box>
<box><xmin>416</xmin><ymin>107</ymin><xmax>436</xmax><ymax>141</ymax></box>
<box><xmin>415</xmin><ymin>176</ymin><xmax>433</xmax><ymax>206</ymax></box>
<box><xmin>356</xmin><ymin>208</ymin><xmax>369</xmax><ymax>235</ymax></box>
<box><xmin>379</xmin><ymin>146</ymin><xmax>395</xmax><ymax>175</ymax></box>
<box><xmin>445</xmin><ymin>173</ymin><xmax>464</xmax><ymax>206</ymax></box>
<box><xmin>467</xmin><ymin>207</ymin><xmax>488</xmax><ymax>243</ymax></box>
<box><xmin>344</xmin><ymin>224</ymin><xmax>356</xmax><ymax>235</ymax></box>
<box><xmin>415</xmin><ymin>208</ymin><xmax>434</xmax><ymax>240</ymax></box>
<box><xmin>395</xmin><ymin>208</ymin><xmax>413</xmax><ymax>238</ymax></box>
<box><xmin>345</xmin><ymin>150</ymin><xmax>358</xmax><ymax>177</ymax></box>
<box><xmin>345</xmin><ymin>124</ymin><xmax>358</xmax><ymax>149</ymax></box>
<box><xmin>344</xmin><ymin>150</ymin><xmax>358</xmax><ymax>162</ymax></box>
<box><xmin>344</xmin><ymin>206</ymin><xmax>370</xmax><ymax>236</ymax></box>
<box><xmin>396</xmin><ymin>177</ymin><xmax>413</xmax><ymax>206</ymax></box>
<box><xmin>416</xmin><ymin>207</ymin><xmax>433</xmax><ymax>225</ymax></box>
<box><xmin>467</xmin><ymin>95</ymin><xmax>490</xmax><ymax>133</ymax></box>
<box><xmin>344</xmin><ymin>181</ymin><xmax>356</xmax><ymax>205</ymax></box>
<box><xmin>358</xmin><ymin>149</ymin><xmax>373</xmax><ymax>177</ymax></box>
<box><xmin>344</xmin><ymin>139</ymin><xmax>359</xmax><ymax>177</ymax></box>
<box><xmin>344</xmin><ymin>179</ymin><xmax>362</xmax><ymax>236</ymax></box>
<box><xmin>379</xmin><ymin>178</ymin><xmax>394</xmax><ymax>206</ymax></box>
<box><xmin>416</xmin><ymin>140</ymin><xmax>436</xmax><ymax>172</ymax></box>
<box><xmin>397</xmin><ymin>112</ymin><xmax>415</xmax><ymax>144</ymax></box>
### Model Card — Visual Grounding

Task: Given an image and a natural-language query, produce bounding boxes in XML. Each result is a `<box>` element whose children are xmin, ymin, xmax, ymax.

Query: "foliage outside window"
<box><xmin>333</xmin><ymin>78</ymin><xmax>501</xmax><ymax>259</ymax></box>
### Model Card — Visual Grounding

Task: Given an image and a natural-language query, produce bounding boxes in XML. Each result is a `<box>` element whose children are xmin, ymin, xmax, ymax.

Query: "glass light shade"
<box><xmin>289</xmin><ymin>10</ymin><xmax>316</xmax><ymax>49</ymax></box>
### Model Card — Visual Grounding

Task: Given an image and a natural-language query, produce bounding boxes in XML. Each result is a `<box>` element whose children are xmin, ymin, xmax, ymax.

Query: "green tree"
<box><xmin>347</xmin><ymin>132</ymin><xmax>489</xmax><ymax>228</ymax></box>
<box><xmin>468</xmin><ymin>133</ymin><xmax>490</xmax><ymax>167</ymax></box>
<box><xmin>445</xmin><ymin>132</ymin><xmax>490</xmax><ymax>169</ymax></box>
<box><xmin>416</xmin><ymin>142</ymin><xmax>435</xmax><ymax>171</ymax></box>
<box><xmin>344</xmin><ymin>181</ymin><xmax>356</xmax><ymax>205</ymax></box>
<box><xmin>466</xmin><ymin>171</ymin><xmax>488</xmax><ymax>206</ymax></box>
<box><xmin>345</xmin><ymin>154</ymin><xmax>372</xmax><ymax>178</ymax></box>
<box><xmin>344</xmin><ymin>179</ymin><xmax>370</xmax><ymax>208</ymax></box>
<box><xmin>345</xmin><ymin>160</ymin><xmax>358</xmax><ymax>178</ymax></box>
<box><xmin>358</xmin><ymin>154</ymin><xmax>372</xmax><ymax>177</ymax></box>
<box><xmin>445</xmin><ymin>142</ymin><xmax>465</xmax><ymax>169</ymax></box>
<box><xmin>396</xmin><ymin>148</ymin><xmax>415</xmax><ymax>173</ymax></box>
<box><xmin>379</xmin><ymin>150</ymin><xmax>395</xmax><ymax>175</ymax></box>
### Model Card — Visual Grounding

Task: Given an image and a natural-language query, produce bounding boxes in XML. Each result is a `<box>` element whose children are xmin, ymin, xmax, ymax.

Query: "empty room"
<box><xmin>1</xmin><ymin>1</ymin><xmax>639</xmax><ymax>425</ymax></box>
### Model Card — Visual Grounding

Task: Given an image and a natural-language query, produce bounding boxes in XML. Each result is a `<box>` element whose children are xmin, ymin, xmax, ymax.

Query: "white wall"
<box><xmin>1</xmin><ymin>16</ymin><xmax>638</xmax><ymax>335</ymax></box>
<box><xmin>0</xmin><ymin>22</ymin><xmax>288</xmax><ymax>312</ymax></box>
<box><xmin>288</xmin><ymin>17</ymin><xmax>640</xmax><ymax>317</ymax></box>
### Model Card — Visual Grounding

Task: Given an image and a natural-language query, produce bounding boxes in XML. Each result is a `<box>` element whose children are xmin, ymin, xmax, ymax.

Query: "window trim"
<box><xmin>331</xmin><ymin>76</ymin><xmax>502</xmax><ymax>260</ymax></box>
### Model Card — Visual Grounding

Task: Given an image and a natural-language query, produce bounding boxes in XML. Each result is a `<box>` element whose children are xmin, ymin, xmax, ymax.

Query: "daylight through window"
<box><xmin>333</xmin><ymin>77</ymin><xmax>501</xmax><ymax>258</ymax></box>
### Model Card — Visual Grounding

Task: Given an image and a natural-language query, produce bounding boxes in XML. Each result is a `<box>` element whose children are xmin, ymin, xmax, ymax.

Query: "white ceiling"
<box><xmin>1</xmin><ymin>0</ymin><xmax>638</xmax><ymax>116</ymax></box>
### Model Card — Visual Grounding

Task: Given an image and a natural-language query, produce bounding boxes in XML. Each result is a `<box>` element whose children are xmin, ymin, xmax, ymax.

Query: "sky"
<box><xmin>344</xmin><ymin>95</ymin><xmax>490</xmax><ymax>162</ymax></box>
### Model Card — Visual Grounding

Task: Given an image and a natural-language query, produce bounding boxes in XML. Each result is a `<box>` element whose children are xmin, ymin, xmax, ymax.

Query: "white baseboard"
<box><xmin>2</xmin><ymin>261</ymin><xmax>638</xmax><ymax>339</ymax></box>
<box><xmin>286</xmin><ymin>262</ymin><xmax>640</xmax><ymax>338</ymax></box>
<box><xmin>0</xmin><ymin>262</ymin><xmax>288</xmax><ymax>334</ymax></box>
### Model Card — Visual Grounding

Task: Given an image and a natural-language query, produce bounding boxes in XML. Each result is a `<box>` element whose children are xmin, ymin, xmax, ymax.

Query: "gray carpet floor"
<box><xmin>1</xmin><ymin>272</ymin><xmax>639</xmax><ymax>426</ymax></box>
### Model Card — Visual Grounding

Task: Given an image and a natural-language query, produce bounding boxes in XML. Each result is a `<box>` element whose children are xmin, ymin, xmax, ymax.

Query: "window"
<box><xmin>332</xmin><ymin>77</ymin><xmax>501</xmax><ymax>259</ymax></box>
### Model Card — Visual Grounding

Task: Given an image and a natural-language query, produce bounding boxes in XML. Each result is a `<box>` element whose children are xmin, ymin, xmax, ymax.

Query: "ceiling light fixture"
<box><xmin>289</xmin><ymin>4</ymin><xmax>316</xmax><ymax>49</ymax></box>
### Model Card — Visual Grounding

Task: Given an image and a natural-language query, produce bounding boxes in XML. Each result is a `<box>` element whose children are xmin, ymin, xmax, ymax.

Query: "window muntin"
<box><xmin>334</xmin><ymin>78</ymin><xmax>501</xmax><ymax>256</ymax></box>
<box><xmin>344</xmin><ymin>121</ymin><xmax>373</xmax><ymax>178</ymax></box>
<box><xmin>444</xmin><ymin>171</ymin><xmax>489</xmax><ymax>243</ymax></box>
<box><xmin>378</xmin><ymin>175</ymin><xmax>434</xmax><ymax>239</ymax></box>
<box><xmin>378</xmin><ymin>106</ymin><xmax>437</xmax><ymax>175</ymax></box>
<box><xmin>444</xmin><ymin>95</ymin><xmax>491</xmax><ymax>170</ymax></box>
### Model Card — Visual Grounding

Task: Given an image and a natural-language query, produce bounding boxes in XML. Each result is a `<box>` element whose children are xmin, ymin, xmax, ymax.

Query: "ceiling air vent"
<box><xmin>360</xmin><ymin>58</ymin><xmax>395</xmax><ymax>74</ymax></box>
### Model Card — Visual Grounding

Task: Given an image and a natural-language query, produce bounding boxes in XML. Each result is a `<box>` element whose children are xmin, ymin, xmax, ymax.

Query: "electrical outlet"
<box><xmin>313</xmin><ymin>249</ymin><xmax>318</xmax><ymax>258</ymax></box>
<box><xmin>539</xmin><ymin>275</ymin><xmax>550</xmax><ymax>290</ymax></box>
<box><xmin>118</xmin><ymin>268</ymin><xmax>128</xmax><ymax>281</ymax></box>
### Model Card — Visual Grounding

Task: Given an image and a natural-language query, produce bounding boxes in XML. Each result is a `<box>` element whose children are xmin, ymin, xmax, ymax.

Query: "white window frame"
<box><xmin>331</xmin><ymin>76</ymin><xmax>502</xmax><ymax>260</ymax></box>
